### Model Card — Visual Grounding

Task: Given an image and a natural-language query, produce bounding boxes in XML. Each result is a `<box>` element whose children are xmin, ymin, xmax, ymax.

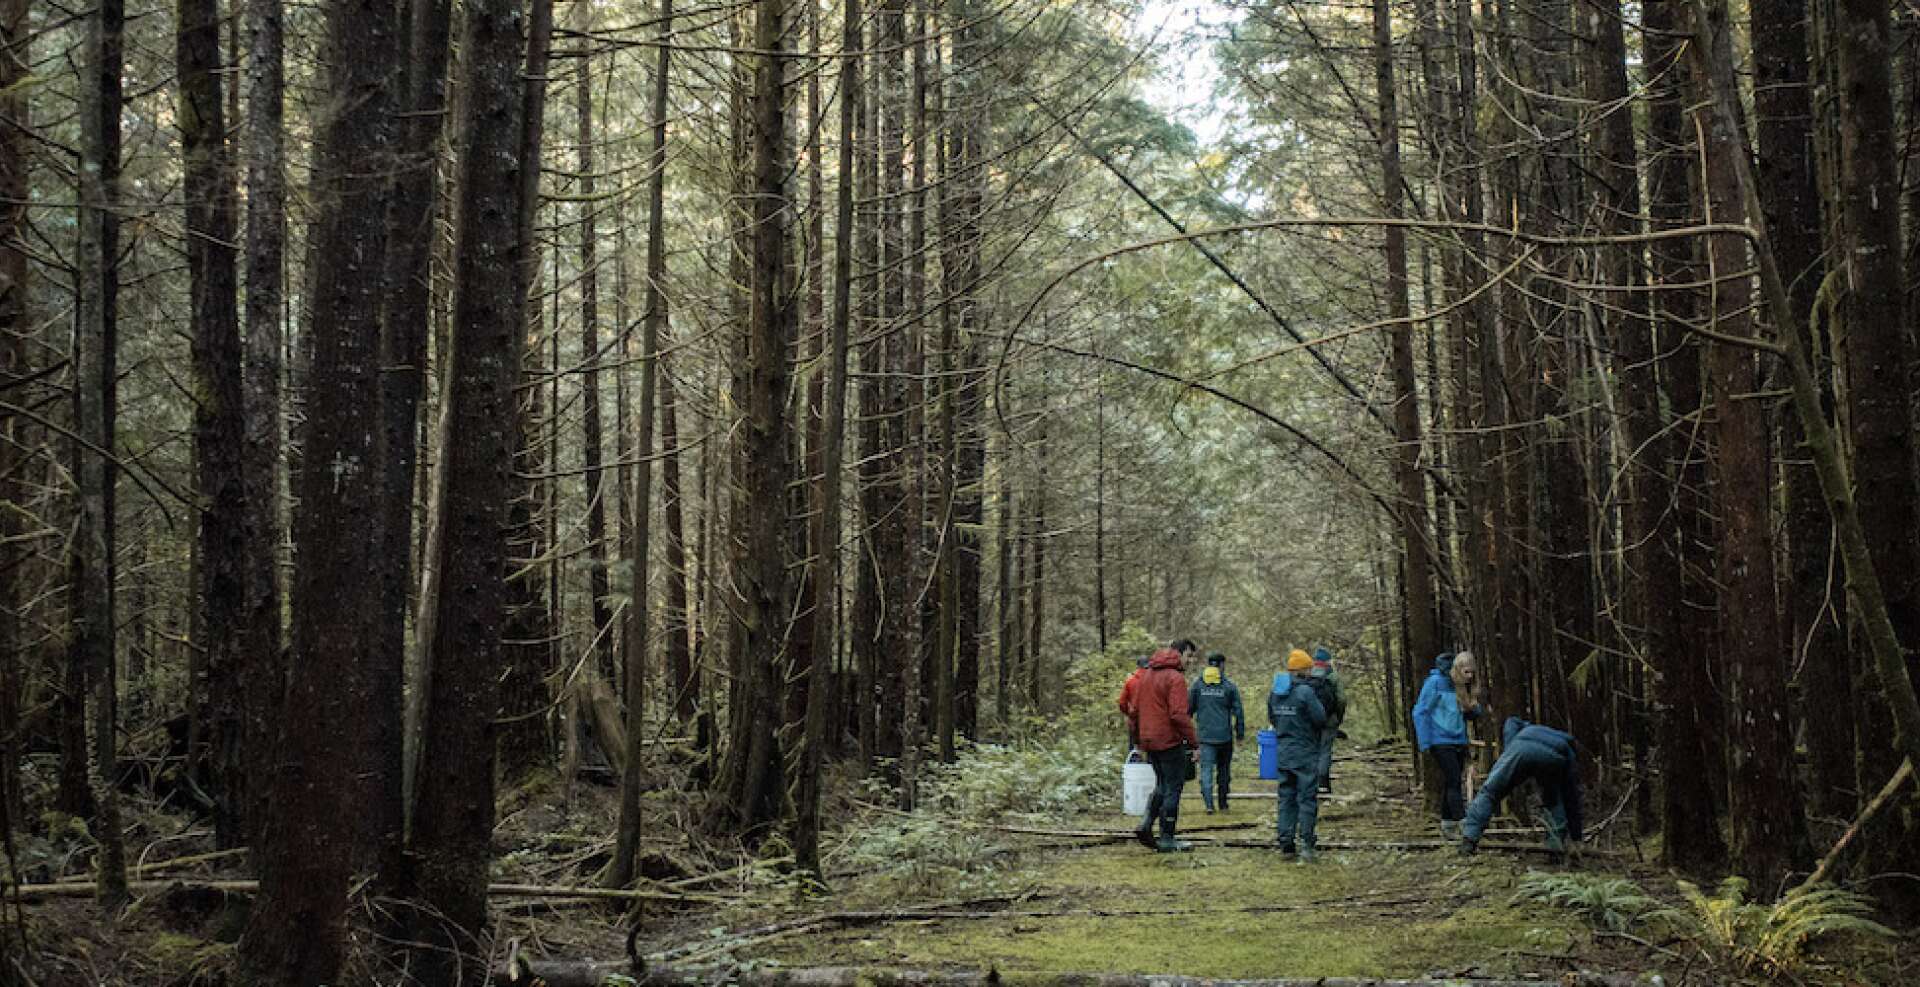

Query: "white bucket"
<box><xmin>1122</xmin><ymin>751</ymin><xmax>1156</xmax><ymax>816</ymax></box>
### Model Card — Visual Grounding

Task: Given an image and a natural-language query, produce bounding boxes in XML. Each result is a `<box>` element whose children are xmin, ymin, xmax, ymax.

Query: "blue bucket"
<box><xmin>1257</xmin><ymin>729</ymin><xmax>1279</xmax><ymax>780</ymax></box>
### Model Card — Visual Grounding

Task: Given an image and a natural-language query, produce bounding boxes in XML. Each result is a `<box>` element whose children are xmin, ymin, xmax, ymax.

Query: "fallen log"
<box><xmin>496</xmin><ymin>962</ymin><xmax>1642</xmax><ymax>987</ymax></box>
<box><xmin>2</xmin><ymin>878</ymin><xmax>735</xmax><ymax>906</ymax></box>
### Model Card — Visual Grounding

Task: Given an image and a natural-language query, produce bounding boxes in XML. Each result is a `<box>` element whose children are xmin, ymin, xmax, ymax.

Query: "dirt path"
<box><xmin>619</xmin><ymin>745</ymin><xmax>1651</xmax><ymax>982</ymax></box>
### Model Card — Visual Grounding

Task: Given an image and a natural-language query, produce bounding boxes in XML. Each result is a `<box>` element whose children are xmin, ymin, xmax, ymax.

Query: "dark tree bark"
<box><xmin>240</xmin><ymin>0</ymin><xmax>288</xmax><ymax>851</ymax></box>
<box><xmin>1688</xmin><ymin>0</ymin><xmax>1813</xmax><ymax>893</ymax></box>
<box><xmin>1640</xmin><ymin>0</ymin><xmax>1729</xmax><ymax>873</ymax></box>
<box><xmin>662</xmin><ymin>359</ymin><xmax>695</xmax><ymax>726</ymax></box>
<box><xmin>237</xmin><ymin>0</ymin><xmax>399</xmax><ymax>977</ymax></box>
<box><xmin>1752</xmin><ymin>0</ymin><xmax>1852</xmax><ymax>826</ymax></box>
<box><xmin>1373</xmin><ymin>0</ymin><xmax>1437</xmax><ymax>691</ymax></box>
<box><xmin>497</xmin><ymin>0</ymin><xmax>557</xmax><ymax>781</ymax></box>
<box><xmin>0</xmin><ymin>0</ymin><xmax>28</xmax><ymax>835</ymax></box>
<box><xmin>576</xmin><ymin>37</ymin><xmax>618</xmax><ymax>689</ymax></box>
<box><xmin>796</xmin><ymin>0</ymin><xmax>859</xmax><ymax>875</ymax></box>
<box><xmin>371</xmin><ymin>0</ymin><xmax>452</xmax><ymax>876</ymax></box>
<box><xmin>1024</xmin><ymin>422</ymin><xmax>1046</xmax><ymax>712</ymax></box>
<box><xmin>181</xmin><ymin>0</ymin><xmax>251</xmax><ymax>854</ymax></box>
<box><xmin>610</xmin><ymin>0</ymin><xmax>671</xmax><ymax>889</ymax></box>
<box><xmin>1829</xmin><ymin>0</ymin><xmax>1920</xmax><ymax>883</ymax></box>
<box><xmin>409</xmin><ymin>0</ymin><xmax>528</xmax><ymax>976</ymax></box>
<box><xmin>74</xmin><ymin>0</ymin><xmax>126</xmax><ymax>907</ymax></box>
<box><xmin>715</xmin><ymin>0</ymin><xmax>796</xmax><ymax>834</ymax></box>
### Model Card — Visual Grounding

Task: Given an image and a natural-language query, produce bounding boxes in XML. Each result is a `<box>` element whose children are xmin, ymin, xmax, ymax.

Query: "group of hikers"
<box><xmin>1117</xmin><ymin>641</ymin><xmax>1586</xmax><ymax>860</ymax></box>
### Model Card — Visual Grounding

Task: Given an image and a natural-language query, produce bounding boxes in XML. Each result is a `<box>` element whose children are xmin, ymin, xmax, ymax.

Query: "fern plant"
<box><xmin>1512</xmin><ymin>871</ymin><xmax>1678</xmax><ymax>933</ymax></box>
<box><xmin>1675</xmin><ymin>877</ymin><xmax>1897</xmax><ymax>985</ymax></box>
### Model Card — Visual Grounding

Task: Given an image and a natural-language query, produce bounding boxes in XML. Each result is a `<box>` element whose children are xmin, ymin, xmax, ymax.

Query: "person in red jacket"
<box><xmin>1116</xmin><ymin>655</ymin><xmax>1151</xmax><ymax>748</ymax></box>
<box><xmin>1129</xmin><ymin>646</ymin><xmax>1200</xmax><ymax>852</ymax></box>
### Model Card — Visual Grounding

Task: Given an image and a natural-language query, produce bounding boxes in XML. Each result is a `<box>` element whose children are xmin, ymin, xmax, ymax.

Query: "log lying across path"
<box><xmin>0</xmin><ymin>879</ymin><xmax>733</xmax><ymax>906</ymax></box>
<box><xmin>496</xmin><ymin>962</ymin><xmax>1644</xmax><ymax>987</ymax></box>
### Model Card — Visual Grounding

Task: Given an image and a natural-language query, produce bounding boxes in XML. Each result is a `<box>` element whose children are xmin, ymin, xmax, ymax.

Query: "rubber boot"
<box><xmin>1440</xmin><ymin>819</ymin><xmax>1460</xmax><ymax>841</ymax></box>
<box><xmin>1297</xmin><ymin>845</ymin><xmax>1317</xmax><ymax>865</ymax></box>
<box><xmin>1156</xmin><ymin>836</ymin><xmax>1194</xmax><ymax>853</ymax></box>
<box><xmin>1134</xmin><ymin>824</ymin><xmax>1156</xmax><ymax>850</ymax></box>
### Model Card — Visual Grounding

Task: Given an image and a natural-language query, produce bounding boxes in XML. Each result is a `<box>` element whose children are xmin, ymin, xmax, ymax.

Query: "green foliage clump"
<box><xmin>1674</xmin><ymin>878</ymin><xmax>1897</xmax><ymax>985</ymax></box>
<box><xmin>1512</xmin><ymin>871</ymin><xmax>1677</xmax><ymax>933</ymax></box>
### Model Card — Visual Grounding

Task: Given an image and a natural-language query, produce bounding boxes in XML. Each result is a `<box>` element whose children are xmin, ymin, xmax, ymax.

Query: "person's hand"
<box><xmin>1189</xmin><ymin>748</ymin><xmax>1200</xmax><ymax>764</ymax></box>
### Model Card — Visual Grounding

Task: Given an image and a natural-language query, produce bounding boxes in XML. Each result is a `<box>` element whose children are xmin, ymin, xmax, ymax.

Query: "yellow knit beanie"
<box><xmin>1287</xmin><ymin>649</ymin><xmax>1313</xmax><ymax>672</ymax></box>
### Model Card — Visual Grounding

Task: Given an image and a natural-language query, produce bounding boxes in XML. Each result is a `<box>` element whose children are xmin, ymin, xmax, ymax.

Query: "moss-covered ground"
<box><xmin>731</xmin><ymin>749</ymin><xmax>1612</xmax><ymax>981</ymax></box>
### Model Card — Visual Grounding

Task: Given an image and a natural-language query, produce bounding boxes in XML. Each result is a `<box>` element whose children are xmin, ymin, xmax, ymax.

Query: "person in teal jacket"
<box><xmin>1268</xmin><ymin>650</ymin><xmax>1327</xmax><ymax>861</ymax></box>
<box><xmin>1188</xmin><ymin>652</ymin><xmax>1245</xmax><ymax>813</ymax></box>
<box><xmin>1412</xmin><ymin>651</ymin><xmax>1484</xmax><ymax>840</ymax></box>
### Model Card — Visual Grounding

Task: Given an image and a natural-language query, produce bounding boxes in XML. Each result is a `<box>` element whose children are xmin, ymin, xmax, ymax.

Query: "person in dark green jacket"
<box><xmin>1308</xmin><ymin>648</ymin><xmax>1348</xmax><ymax>793</ymax></box>
<box><xmin>1188</xmin><ymin>652</ymin><xmax>1245</xmax><ymax>813</ymax></box>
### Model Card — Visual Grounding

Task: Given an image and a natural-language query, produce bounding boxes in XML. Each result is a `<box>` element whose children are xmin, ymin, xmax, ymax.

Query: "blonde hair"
<box><xmin>1450</xmin><ymin>650</ymin><xmax>1477</xmax><ymax>692</ymax></box>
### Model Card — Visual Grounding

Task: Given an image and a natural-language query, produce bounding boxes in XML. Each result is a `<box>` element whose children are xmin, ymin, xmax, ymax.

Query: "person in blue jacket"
<box><xmin>1460</xmin><ymin>717</ymin><xmax>1586</xmax><ymax>856</ymax></box>
<box><xmin>1188</xmin><ymin>652</ymin><xmax>1246</xmax><ymax>813</ymax></box>
<box><xmin>1412</xmin><ymin>650</ymin><xmax>1484</xmax><ymax>841</ymax></box>
<box><xmin>1268</xmin><ymin>650</ymin><xmax>1327</xmax><ymax>862</ymax></box>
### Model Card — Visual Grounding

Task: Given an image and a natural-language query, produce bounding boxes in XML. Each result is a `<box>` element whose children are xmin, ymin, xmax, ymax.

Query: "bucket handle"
<box><xmin>1126</xmin><ymin>748</ymin><xmax>1146</xmax><ymax>764</ymax></box>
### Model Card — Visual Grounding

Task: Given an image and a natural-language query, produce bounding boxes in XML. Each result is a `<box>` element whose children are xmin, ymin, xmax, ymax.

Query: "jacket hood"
<box><xmin>1503</xmin><ymin>716</ymin><xmax>1530</xmax><ymax>748</ymax></box>
<box><xmin>1203</xmin><ymin>667</ymin><xmax>1222</xmax><ymax>685</ymax></box>
<box><xmin>1270</xmin><ymin>671</ymin><xmax>1294</xmax><ymax>696</ymax></box>
<box><xmin>1434</xmin><ymin>652</ymin><xmax>1456</xmax><ymax>674</ymax></box>
<box><xmin>1148</xmin><ymin>648</ymin><xmax>1184</xmax><ymax>671</ymax></box>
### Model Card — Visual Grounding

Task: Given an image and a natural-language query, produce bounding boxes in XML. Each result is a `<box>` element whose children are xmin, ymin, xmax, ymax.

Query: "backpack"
<box><xmin>1306</xmin><ymin>675</ymin><xmax>1338</xmax><ymax>729</ymax></box>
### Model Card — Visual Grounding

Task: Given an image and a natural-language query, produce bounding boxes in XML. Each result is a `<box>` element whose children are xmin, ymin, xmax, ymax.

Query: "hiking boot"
<box><xmin>1133</xmin><ymin>826</ymin><xmax>1156</xmax><ymax>850</ymax></box>
<box><xmin>1439</xmin><ymin>819</ymin><xmax>1461</xmax><ymax>841</ymax></box>
<box><xmin>1155</xmin><ymin>837</ymin><xmax>1194</xmax><ymax>853</ymax></box>
<box><xmin>1275</xmin><ymin>839</ymin><xmax>1296</xmax><ymax>855</ymax></box>
<box><xmin>1457</xmin><ymin>839</ymin><xmax>1477</xmax><ymax>857</ymax></box>
<box><xmin>1298</xmin><ymin>846</ymin><xmax>1317</xmax><ymax>864</ymax></box>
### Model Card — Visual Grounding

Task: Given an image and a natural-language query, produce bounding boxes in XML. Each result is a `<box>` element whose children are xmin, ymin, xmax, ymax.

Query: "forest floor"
<box><xmin>8</xmin><ymin>742</ymin><xmax>1911</xmax><ymax>985</ymax></box>
<box><xmin>495</xmin><ymin>745</ymin><xmax>1720</xmax><ymax>984</ymax></box>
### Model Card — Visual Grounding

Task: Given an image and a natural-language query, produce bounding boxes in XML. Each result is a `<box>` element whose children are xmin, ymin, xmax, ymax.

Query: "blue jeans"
<box><xmin>1462</xmin><ymin>752</ymin><xmax>1572</xmax><ymax>848</ymax></box>
<box><xmin>1199</xmin><ymin>741</ymin><xmax>1234</xmax><ymax>809</ymax></box>
<box><xmin>1274</xmin><ymin>764</ymin><xmax>1319</xmax><ymax>849</ymax></box>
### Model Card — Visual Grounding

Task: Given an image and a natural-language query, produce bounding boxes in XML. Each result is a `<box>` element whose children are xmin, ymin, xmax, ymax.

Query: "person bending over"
<box><xmin>1460</xmin><ymin>717</ymin><xmax>1585</xmax><ymax>858</ymax></box>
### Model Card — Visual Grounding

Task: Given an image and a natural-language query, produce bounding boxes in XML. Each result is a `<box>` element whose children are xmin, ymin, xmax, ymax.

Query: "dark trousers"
<box><xmin>1141</xmin><ymin>746</ymin><xmax>1187</xmax><ymax>838</ymax></box>
<box><xmin>1431</xmin><ymin>744</ymin><xmax>1468</xmax><ymax>821</ymax></box>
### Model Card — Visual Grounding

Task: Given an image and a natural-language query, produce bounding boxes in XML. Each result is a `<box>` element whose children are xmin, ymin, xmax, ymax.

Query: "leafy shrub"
<box><xmin>1674</xmin><ymin>878</ymin><xmax>1897</xmax><ymax>985</ymax></box>
<box><xmin>1512</xmin><ymin>871</ymin><xmax>1678</xmax><ymax>933</ymax></box>
<box><xmin>915</xmin><ymin>737</ymin><xmax>1116</xmax><ymax>823</ymax></box>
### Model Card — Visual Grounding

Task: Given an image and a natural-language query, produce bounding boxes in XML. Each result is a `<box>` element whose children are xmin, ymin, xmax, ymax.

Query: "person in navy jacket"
<box><xmin>1460</xmin><ymin>717</ymin><xmax>1586</xmax><ymax>856</ymax></box>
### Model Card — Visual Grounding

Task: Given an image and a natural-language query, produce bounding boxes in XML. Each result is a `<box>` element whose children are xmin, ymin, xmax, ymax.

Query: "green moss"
<box><xmin>764</xmin><ymin>839</ymin><xmax>1580</xmax><ymax>979</ymax></box>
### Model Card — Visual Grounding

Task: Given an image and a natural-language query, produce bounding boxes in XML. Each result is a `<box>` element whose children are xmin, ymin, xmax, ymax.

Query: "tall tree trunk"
<box><xmin>237</xmin><ymin>0</ymin><xmax>399</xmax><ymax>976</ymax></box>
<box><xmin>495</xmin><ymin>0</ymin><xmax>557</xmax><ymax>783</ymax></box>
<box><xmin>715</xmin><ymin>0</ymin><xmax>796</xmax><ymax>833</ymax></box>
<box><xmin>576</xmin><ymin>26</ymin><xmax>618</xmax><ymax>690</ymax></box>
<box><xmin>663</xmin><ymin>358</ymin><xmax>694</xmax><ymax>725</ymax></box>
<box><xmin>240</xmin><ymin>0</ymin><xmax>288</xmax><ymax>851</ymax></box>
<box><xmin>1753</xmin><ymin>0</ymin><xmax>1852</xmax><ymax>826</ymax></box>
<box><xmin>1640</xmin><ymin>0</ymin><xmax>1729</xmax><ymax>872</ymax></box>
<box><xmin>75</xmin><ymin>0</ymin><xmax>127</xmax><ymax>908</ymax></box>
<box><xmin>1373</xmin><ymin>0</ymin><xmax>1437</xmax><ymax>689</ymax></box>
<box><xmin>610</xmin><ymin>0</ymin><xmax>671</xmax><ymax>889</ymax></box>
<box><xmin>796</xmin><ymin>0</ymin><xmax>859</xmax><ymax>874</ymax></box>
<box><xmin>1025</xmin><ymin>423</ymin><xmax>1046</xmax><ymax>712</ymax></box>
<box><xmin>371</xmin><ymin>0</ymin><xmax>452</xmax><ymax>880</ymax></box>
<box><xmin>1828</xmin><ymin>0</ymin><xmax>1920</xmax><ymax>886</ymax></box>
<box><xmin>1689</xmin><ymin>0</ymin><xmax>1813</xmax><ymax>892</ymax></box>
<box><xmin>181</xmin><ymin>0</ymin><xmax>251</xmax><ymax>854</ymax></box>
<box><xmin>0</xmin><ymin>0</ymin><xmax>23</xmax><ymax>835</ymax></box>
